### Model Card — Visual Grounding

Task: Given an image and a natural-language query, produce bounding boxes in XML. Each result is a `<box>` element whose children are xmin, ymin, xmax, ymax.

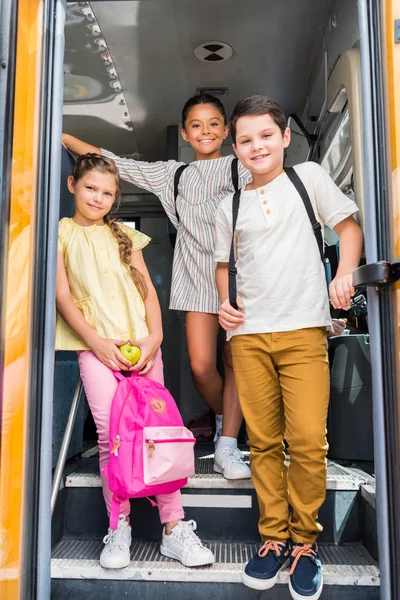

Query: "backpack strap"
<box><xmin>174</xmin><ymin>158</ymin><xmax>238</xmax><ymax>224</ymax></box>
<box><xmin>284</xmin><ymin>166</ymin><xmax>325</xmax><ymax>264</ymax></box>
<box><xmin>231</xmin><ymin>157</ymin><xmax>239</xmax><ymax>192</ymax></box>
<box><xmin>226</xmin><ymin>159</ymin><xmax>240</xmax><ymax>308</ymax></box>
<box><xmin>173</xmin><ymin>164</ymin><xmax>189</xmax><ymax>224</ymax></box>
<box><xmin>113</xmin><ymin>371</ymin><xmax>125</xmax><ymax>381</ymax></box>
<box><xmin>228</xmin><ymin>189</ymin><xmax>241</xmax><ymax>309</ymax></box>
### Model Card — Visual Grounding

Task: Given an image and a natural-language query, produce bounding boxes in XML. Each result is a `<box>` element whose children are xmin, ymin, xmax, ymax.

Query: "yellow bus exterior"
<box><xmin>0</xmin><ymin>0</ymin><xmax>42</xmax><ymax>597</ymax></box>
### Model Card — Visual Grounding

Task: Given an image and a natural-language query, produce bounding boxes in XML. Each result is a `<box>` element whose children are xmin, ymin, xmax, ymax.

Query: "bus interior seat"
<box><xmin>327</xmin><ymin>333</ymin><xmax>373</xmax><ymax>462</ymax></box>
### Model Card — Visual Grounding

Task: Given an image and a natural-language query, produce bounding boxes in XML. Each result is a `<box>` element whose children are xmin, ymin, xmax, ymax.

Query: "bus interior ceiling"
<box><xmin>58</xmin><ymin>0</ymin><xmax>362</xmax><ymax>438</ymax></box>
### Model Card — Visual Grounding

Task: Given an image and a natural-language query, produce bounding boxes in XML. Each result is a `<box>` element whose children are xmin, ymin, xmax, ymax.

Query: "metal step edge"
<box><xmin>361</xmin><ymin>483</ymin><xmax>376</xmax><ymax>509</ymax></box>
<box><xmin>64</xmin><ymin>457</ymin><xmax>370</xmax><ymax>491</ymax></box>
<box><xmin>51</xmin><ymin>540</ymin><xmax>379</xmax><ymax>586</ymax></box>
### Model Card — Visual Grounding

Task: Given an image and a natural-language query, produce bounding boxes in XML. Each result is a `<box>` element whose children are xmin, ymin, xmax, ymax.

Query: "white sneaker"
<box><xmin>160</xmin><ymin>520</ymin><xmax>215</xmax><ymax>567</ymax></box>
<box><xmin>100</xmin><ymin>515</ymin><xmax>131</xmax><ymax>569</ymax></box>
<box><xmin>214</xmin><ymin>444</ymin><xmax>251</xmax><ymax>479</ymax></box>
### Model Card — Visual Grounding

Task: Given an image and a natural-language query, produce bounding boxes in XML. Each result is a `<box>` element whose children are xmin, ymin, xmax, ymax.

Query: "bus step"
<box><xmin>65</xmin><ymin>448</ymin><xmax>373</xmax><ymax>491</ymax></box>
<box><xmin>51</xmin><ymin>540</ymin><xmax>379</xmax><ymax>599</ymax></box>
<box><xmin>53</xmin><ymin>450</ymin><xmax>376</xmax><ymax>546</ymax></box>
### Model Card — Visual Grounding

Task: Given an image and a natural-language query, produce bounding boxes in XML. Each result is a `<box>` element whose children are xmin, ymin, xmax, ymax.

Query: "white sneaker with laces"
<box><xmin>160</xmin><ymin>520</ymin><xmax>215</xmax><ymax>567</ymax></box>
<box><xmin>100</xmin><ymin>515</ymin><xmax>131</xmax><ymax>569</ymax></box>
<box><xmin>214</xmin><ymin>444</ymin><xmax>251</xmax><ymax>479</ymax></box>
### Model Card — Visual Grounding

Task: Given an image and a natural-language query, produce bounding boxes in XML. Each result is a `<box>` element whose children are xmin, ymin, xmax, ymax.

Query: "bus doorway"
<box><xmin>52</xmin><ymin>2</ymin><xmax>381</xmax><ymax>599</ymax></box>
<box><xmin>2</xmin><ymin>1</ymin><xmax>400</xmax><ymax>599</ymax></box>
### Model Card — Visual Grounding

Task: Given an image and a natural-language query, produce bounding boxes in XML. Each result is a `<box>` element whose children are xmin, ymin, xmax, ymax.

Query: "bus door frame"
<box><xmin>357</xmin><ymin>1</ymin><xmax>400</xmax><ymax>598</ymax></box>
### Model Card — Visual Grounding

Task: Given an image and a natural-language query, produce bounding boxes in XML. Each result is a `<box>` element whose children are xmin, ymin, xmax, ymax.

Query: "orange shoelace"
<box><xmin>289</xmin><ymin>544</ymin><xmax>317</xmax><ymax>576</ymax></box>
<box><xmin>258</xmin><ymin>540</ymin><xmax>287</xmax><ymax>558</ymax></box>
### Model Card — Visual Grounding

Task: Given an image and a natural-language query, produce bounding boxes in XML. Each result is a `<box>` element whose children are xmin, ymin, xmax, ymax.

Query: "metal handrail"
<box><xmin>51</xmin><ymin>377</ymin><xmax>84</xmax><ymax>515</ymax></box>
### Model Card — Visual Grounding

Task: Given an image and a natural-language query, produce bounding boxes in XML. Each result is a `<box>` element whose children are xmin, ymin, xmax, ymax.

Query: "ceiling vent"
<box><xmin>194</xmin><ymin>41</ymin><xmax>233</xmax><ymax>63</ymax></box>
<box><xmin>196</xmin><ymin>87</ymin><xmax>229</xmax><ymax>97</ymax></box>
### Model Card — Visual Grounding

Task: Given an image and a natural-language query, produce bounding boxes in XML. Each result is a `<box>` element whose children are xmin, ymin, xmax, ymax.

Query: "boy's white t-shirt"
<box><xmin>214</xmin><ymin>161</ymin><xmax>359</xmax><ymax>339</ymax></box>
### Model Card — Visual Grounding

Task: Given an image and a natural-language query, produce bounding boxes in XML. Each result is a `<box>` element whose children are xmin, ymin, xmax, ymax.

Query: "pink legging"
<box><xmin>78</xmin><ymin>349</ymin><xmax>184</xmax><ymax>524</ymax></box>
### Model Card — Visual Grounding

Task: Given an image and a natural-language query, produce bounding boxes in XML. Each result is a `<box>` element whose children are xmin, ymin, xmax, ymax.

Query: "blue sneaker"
<box><xmin>288</xmin><ymin>542</ymin><xmax>323</xmax><ymax>599</ymax></box>
<box><xmin>243</xmin><ymin>540</ymin><xmax>289</xmax><ymax>590</ymax></box>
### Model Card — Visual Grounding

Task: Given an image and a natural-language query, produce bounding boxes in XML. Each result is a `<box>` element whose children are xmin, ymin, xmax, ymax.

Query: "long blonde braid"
<box><xmin>72</xmin><ymin>153</ymin><xmax>148</xmax><ymax>300</ymax></box>
<box><xmin>103</xmin><ymin>213</ymin><xmax>148</xmax><ymax>300</ymax></box>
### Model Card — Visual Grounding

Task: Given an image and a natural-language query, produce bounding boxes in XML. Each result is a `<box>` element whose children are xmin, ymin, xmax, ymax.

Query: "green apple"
<box><xmin>120</xmin><ymin>343</ymin><xmax>141</xmax><ymax>366</ymax></box>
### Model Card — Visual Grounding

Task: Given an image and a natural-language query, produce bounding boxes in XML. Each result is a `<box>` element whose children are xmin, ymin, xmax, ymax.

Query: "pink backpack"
<box><xmin>104</xmin><ymin>371</ymin><xmax>195</xmax><ymax>529</ymax></box>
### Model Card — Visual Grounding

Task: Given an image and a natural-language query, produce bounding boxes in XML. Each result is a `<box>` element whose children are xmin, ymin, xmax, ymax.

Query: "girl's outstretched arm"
<box><xmin>62</xmin><ymin>133</ymin><xmax>100</xmax><ymax>155</ymax></box>
<box><xmin>129</xmin><ymin>249</ymin><xmax>163</xmax><ymax>375</ymax></box>
<box><xmin>56</xmin><ymin>253</ymin><xmax>131</xmax><ymax>371</ymax></box>
<box><xmin>62</xmin><ymin>135</ymin><xmax>182</xmax><ymax>225</ymax></box>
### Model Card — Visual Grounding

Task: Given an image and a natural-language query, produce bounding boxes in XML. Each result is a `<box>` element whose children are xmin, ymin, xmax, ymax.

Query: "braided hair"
<box><xmin>72</xmin><ymin>153</ymin><xmax>148</xmax><ymax>300</ymax></box>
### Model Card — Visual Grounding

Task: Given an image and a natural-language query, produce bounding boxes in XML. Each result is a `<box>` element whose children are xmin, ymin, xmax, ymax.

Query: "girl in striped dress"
<box><xmin>62</xmin><ymin>94</ymin><xmax>251</xmax><ymax>480</ymax></box>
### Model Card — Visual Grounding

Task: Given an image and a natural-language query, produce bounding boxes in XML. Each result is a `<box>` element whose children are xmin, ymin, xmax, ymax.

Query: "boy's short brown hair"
<box><xmin>230</xmin><ymin>95</ymin><xmax>287</xmax><ymax>143</ymax></box>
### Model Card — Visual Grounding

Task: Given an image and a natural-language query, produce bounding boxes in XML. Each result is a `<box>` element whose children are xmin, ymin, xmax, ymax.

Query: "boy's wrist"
<box><xmin>335</xmin><ymin>264</ymin><xmax>357</xmax><ymax>278</ymax></box>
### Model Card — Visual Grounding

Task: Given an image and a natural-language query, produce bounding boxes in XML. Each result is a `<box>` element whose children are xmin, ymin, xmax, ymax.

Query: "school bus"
<box><xmin>0</xmin><ymin>0</ymin><xmax>399</xmax><ymax>599</ymax></box>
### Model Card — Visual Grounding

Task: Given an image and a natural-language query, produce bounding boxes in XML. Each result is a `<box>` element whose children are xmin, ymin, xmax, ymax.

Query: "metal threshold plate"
<box><xmin>66</xmin><ymin>450</ymin><xmax>372</xmax><ymax>491</ymax></box>
<box><xmin>51</xmin><ymin>539</ymin><xmax>379</xmax><ymax>586</ymax></box>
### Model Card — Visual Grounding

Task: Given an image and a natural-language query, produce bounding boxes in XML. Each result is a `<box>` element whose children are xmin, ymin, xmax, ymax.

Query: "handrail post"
<box><xmin>51</xmin><ymin>377</ymin><xmax>83</xmax><ymax>516</ymax></box>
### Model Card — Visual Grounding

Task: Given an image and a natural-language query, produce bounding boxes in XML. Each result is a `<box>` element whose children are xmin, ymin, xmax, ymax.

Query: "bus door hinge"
<box><xmin>353</xmin><ymin>258</ymin><xmax>400</xmax><ymax>290</ymax></box>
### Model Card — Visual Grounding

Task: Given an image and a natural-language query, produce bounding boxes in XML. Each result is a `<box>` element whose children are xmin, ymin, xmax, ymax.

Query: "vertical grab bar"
<box><xmin>51</xmin><ymin>377</ymin><xmax>84</xmax><ymax>516</ymax></box>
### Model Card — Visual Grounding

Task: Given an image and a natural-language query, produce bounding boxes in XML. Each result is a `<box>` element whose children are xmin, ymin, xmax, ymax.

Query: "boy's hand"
<box><xmin>218</xmin><ymin>296</ymin><xmax>245</xmax><ymax>331</ymax></box>
<box><xmin>329</xmin><ymin>272</ymin><xmax>355</xmax><ymax>309</ymax></box>
<box><xmin>129</xmin><ymin>334</ymin><xmax>160</xmax><ymax>375</ymax></box>
<box><xmin>327</xmin><ymin>318</ymin><xmax>347</xmax><ymax>337</ymax></box>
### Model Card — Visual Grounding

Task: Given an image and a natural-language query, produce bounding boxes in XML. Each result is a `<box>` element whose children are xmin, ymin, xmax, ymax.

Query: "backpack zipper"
<box><xmin>146</xmin><ymin>437</ymin><xmax>195</xmax><ymax>459</ymax></box>
<box><xmin>111</xmin><ymin>435</ymin><xmax>120</xmax><ymax>457</ymax></box>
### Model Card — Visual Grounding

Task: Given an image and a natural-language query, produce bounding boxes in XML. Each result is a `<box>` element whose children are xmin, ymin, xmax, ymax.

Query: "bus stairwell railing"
<box><xmin>51</xmin><ymin>376</ymin><xmax>84</xmax><ymax>516</ymax></box>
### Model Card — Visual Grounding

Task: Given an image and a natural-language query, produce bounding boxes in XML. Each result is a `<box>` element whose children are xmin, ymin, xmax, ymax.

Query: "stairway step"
<box><xmin>51</xmin><ymin>539</ymin><xmax>379</xmax><ymax>586</ymax></box>
<box><xmin>53</xmin><ymin>450</ymin><xmax>375</xmax><ymax>544</ymax></box>
<box><xmin>66</xmin><ymin>449</ymin><xmax>372</xmax><ymax>491</ymax></box>
<box><xmin>360</xmin><ymin>482</ymin><xmax>378</xmax><ymax>560</ymax></box>
<box><xmin>361</xmin><ymin>482</ymin><xmax>376</xmax><ymax>509</ymax></box>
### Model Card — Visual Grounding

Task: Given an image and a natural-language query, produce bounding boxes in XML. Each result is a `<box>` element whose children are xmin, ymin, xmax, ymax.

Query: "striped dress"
<box><xmin>102</xmin><ymin>149</ymin><xmax>251</xmax><ymax>314</ymax></box>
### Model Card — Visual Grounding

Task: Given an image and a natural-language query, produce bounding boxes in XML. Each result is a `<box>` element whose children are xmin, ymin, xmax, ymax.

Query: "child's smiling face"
<box><xmin>68</xmin><ymin>170</ymin><xmax>118</xmax><ymax>226</ymax></box>
<box><xmin>181</xmin><ymin>104</ymin><xmax>229</xmax><ymax>160</ymax></box>
<box><xmin>233</xmin><ymin>114</ymin><xmax>290</xmax><ymax>181</ymax></box>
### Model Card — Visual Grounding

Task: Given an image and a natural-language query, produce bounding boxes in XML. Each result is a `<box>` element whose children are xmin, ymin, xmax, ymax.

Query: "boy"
<box><xmin>215</xmin><ymin>95</ymin><xmax>363</xmax><ymax>600</ymax></box>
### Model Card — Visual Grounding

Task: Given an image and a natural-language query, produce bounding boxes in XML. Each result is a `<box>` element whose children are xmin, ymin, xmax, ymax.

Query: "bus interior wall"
<box><xmin>60</xmin><ymin>0</ymin><xmax>364</xmax><ymax>436</ymax></box>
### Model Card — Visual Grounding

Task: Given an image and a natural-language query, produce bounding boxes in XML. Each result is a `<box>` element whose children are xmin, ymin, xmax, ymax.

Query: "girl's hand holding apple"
<box><xmin>90</xmin><ymin>336</ymin><xmax>132</xmax><ymax>371</ymax></box>
<box><xmin>128</xmin><ymin>334</ymin><xmax>161</xmax><ymax>375</ymax></box>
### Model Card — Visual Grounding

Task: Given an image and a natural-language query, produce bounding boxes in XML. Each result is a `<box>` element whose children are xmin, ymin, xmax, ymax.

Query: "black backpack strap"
<box><xmin>231</xmin><ymin>157</ymin><xmax>239</xmax><ymax>192</ymax></box>
<box><xmin>229</xmin><ymin>189</ymin><xmax>241</xmax><ymax>309</ymax></box>
<box><xmin>173</xmin><ymin>164</ymin><xmax>189</xmax><ymax>223</ymax></box>
<box><xmin>285</xmin><ymin>166</ymin><xmax>325</xmax><ymax>264</ymax></box>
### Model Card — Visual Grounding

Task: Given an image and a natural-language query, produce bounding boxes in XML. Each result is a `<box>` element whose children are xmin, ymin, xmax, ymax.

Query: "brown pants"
<box><xmin>230</xmin><ymin>327</ymin><xmax>329</xmax><ymax>544</ymax></box>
